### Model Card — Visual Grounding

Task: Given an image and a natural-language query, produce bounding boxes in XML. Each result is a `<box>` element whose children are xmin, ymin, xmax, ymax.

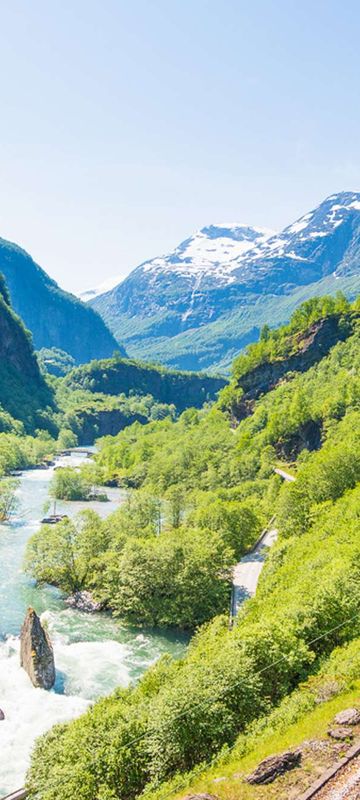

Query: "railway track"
<box><xmin>314</xmin><ymin>754</ymin><xmax>360</xmax><ymax>799</ymax></box>
<box><xmin>298</xmin><ymin>743</ymin><xmax>360</xmax><ymax>800</ymax></box>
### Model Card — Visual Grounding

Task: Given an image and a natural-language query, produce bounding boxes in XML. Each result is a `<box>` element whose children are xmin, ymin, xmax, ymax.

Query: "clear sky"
<box><xmin>0</xmin><ymin>0</ymin><xmax>360</xmax><ymax>294</ymax></box>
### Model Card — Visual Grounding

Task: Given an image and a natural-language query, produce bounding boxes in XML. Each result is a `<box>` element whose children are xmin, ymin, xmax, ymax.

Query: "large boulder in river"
<box><xmin>20</xmin><ymin>607</ymin><xmax>55</xmax><ymax>690</ymax></box>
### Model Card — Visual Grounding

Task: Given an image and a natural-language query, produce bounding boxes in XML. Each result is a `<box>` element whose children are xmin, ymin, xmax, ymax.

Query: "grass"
<box><xmin>146</xmin><ymin>682</ymin><xmax>360</xmax><ymax>800</ymax></box>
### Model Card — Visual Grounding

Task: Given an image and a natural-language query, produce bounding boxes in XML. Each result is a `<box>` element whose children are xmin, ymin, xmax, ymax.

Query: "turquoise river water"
<box><xmin>0</xmin><ymin>452</ymin><xmax>186</xmax><ymax>795</ymax></box>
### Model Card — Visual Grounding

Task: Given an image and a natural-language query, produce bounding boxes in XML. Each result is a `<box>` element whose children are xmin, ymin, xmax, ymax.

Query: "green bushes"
<box><xmin>26</xmin><ymin>472</ymin><xmax>360</xmax><ymax>800</ymax></box>
<box><xmin>49</xmin><ymin>467</ymin><xmax>94</xmax><ymax>501</ymax></box>
<box><xmin>24</xmin><ymin>511</ymin><xmax>110</xmax><ymax>593</ymax></box>
<box><xmin>24</xmin><ymin>296</ymin><xmax>360</xmax><ymax>800</ymax></box>
<box><xmin>276</xmin><ymin>410</ymin><xmax>360</xmax><ymax>536</ymax></box>
<box><xmin>189</xmin><ymin>496</ymin><xmax>263</xmax><ymax>559</ymax></box>
<box><xmin>98</xmin><ymin>527</ymin><xmax>233</xmax><ymax>628</ymax></box>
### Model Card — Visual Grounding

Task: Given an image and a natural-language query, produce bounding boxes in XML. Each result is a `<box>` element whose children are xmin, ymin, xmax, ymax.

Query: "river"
<box><xmin>0</xmin><ymin>452</ymin><xmax>187</xmax><ymax>795</ymax></box>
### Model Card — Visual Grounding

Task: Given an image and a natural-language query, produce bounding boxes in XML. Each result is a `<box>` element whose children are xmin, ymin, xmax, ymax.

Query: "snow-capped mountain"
<box><xmin>139</xmin><ymin>224</ymin><xmax>273</xmax><ymax>283</ymax></box>
<box><xmin>80</xmin><ymin>224</ymin><xmax>274</xmax><ymax>302</ymax></box>
<box><xmin>229</xmin><ymin>191</ymin><xmax>360</xmax><ymax>286</ymax></box>
<box><xmin>89</xmin><ymin>192</ymin><xmax>360</xmax><ymax>372</ymax></box>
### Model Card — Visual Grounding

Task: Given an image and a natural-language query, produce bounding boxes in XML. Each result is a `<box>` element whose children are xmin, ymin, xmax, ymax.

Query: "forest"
<box><xmin>23</xmin><ymin>295</ymin><xmax>360</xmax><ymax>800</ymax></box>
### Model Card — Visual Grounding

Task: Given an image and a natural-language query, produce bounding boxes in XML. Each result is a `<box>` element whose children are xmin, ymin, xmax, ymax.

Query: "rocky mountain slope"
<box><xmin>60</xmin><ymin>356</ymin><xmax>227</xmax><ymax>442</ymax></box>
<box><xmin>65</xmin><ymin>356</ymin><xmax>226</xmax><ymax>411</ymax></box>
<box><xmin>88</xmin><ymin>192</ymin><xmax>360</xmax><ymax>372</ymax></box>
<box><xmin>0</xmin><ymin>237</ymin><xmax>124</xmax><ymax>365</ymax></box>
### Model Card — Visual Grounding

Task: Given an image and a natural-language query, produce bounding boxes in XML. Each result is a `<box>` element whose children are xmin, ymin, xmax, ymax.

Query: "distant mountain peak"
<box><xmin>80</xmin><ymin>274</ymin><xmax>124</xmax><ymax>303</ymax></box>
<box><xmin>87</xmin><ymin>190</ymin><xmax>360</xmax><ymax>373</ymax></box>
<box><xmin>79</xmin><ymin>224</ymin><xmax>276</xmax><ymax>301</ymax></box>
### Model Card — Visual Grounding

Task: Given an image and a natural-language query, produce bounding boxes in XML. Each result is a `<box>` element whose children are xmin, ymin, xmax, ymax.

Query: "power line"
<box><xmin>137</xmin><ymin>619</ymin><xmax>360</xmax><ymax>800</ymax></box>
<box><xmin>108</xmin><ymin>607</ymin><xmax>360</xmax><ymax>755</ymax></box>
<box><xmin>155</xmin><ymin>628</ymin><xmax>360</xmax><ymax>800</ymax></box>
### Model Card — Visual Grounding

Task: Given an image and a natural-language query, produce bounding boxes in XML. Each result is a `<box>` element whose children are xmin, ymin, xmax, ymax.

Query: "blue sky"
<box><xmin>0</xmin><ymin>0</ymin><xmax>360</xmax><ymax>292</ymax></box>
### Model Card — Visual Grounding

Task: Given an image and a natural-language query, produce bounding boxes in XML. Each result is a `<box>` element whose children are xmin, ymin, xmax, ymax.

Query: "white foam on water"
<box><xmin>0</xmin><ymin>636</ymin><xmax>89</xmax><ymax>795</ymax></box>
<box><xmin>42</xmin><ymin>610</ymin><xmax>135</xmax><ymax>699</ymax></box>
<box><xmin>0</xmin><ymin>622</ymin><xmax>138</xmax><ymax>794</ymax></box>
<box><xmin>0</xmin><ymin>455</ymin><xmax>186</xmax><ymax>794</ymax></box>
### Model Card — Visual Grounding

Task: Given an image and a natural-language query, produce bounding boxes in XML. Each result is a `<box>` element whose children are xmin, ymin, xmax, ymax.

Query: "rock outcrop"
<box><xmin>233</xmin><ymin>315</ymin><xmax>355</xmax><ymax>423</ymax></box>
<box><xmin>0</xmin><ymin>708</ymin><xmax>4</xmax><ymax>720</ymax></box>
<box><xmin>334</xmin><ymin>708</ymin><xmax>360</xmax><ymax>726</ymax></box>
<box><xmin>20</xmin><ymin>607</ymin><xmax>55</xmax><ymax>689</ymax></box>
<box><xmin>65</xmin><ymin>590</ymin><xmax>105</xmax><ymax>613</ymax></box>
<box><xmin>328</xmin><ymin>726</ymin><xmax>354</xmax><ymax>740</ymax></box>
<box><xmin>182</xmin><ymin>795</ymin><xmax>219</xmax><ymax>800</ymax></box>
<box><xmin>246</xmin><ymin>749</ymin><xmax>301</xmax><ymax>785</ymax></box>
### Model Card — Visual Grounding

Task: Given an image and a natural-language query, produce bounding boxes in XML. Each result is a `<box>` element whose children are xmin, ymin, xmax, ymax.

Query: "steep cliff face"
<box><xmin>239</xmin><ymin>316</ymin><xmax>352</xmax><ymax>398</ymax></box>
<box><xmin>75</xmin><ymin>408</ymin><xmax>148</xmax><ymax>445</ymax></box>
<box><xmin>65</xmin><ymin>357</ymin><xmax>227</xmax><ymax>412</ymax></box>
<box><xmin>0</xmin><ymin>237</ymin><xmax>124</xmax><ymax>364</ymax></box>
<box><xmin>0</xmin><ymin>291</ymin><xmax>55</xmax><ymax>431</ymax></box>
<box><xmin>230</xmin><ymin>313</ymin><xmax>356</xmax><ymax>422</ymax></box>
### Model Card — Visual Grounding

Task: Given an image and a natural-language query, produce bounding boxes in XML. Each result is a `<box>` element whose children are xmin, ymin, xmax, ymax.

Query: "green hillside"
<box><xmin>25</xmin><ymin>295</ymin><xmax>360</xmax><ymax>800</ymax></box>
<box><xmin>0</xmin><ymin>282</ymin><xmax>55</xmax><ymax>434</ymax></box>
<box><xmin>64</xmin><ymin>356</ymin><xmax>226</xmax><ymax>410</ymax></box>
<box><xmin>56</xmin><ymin>356</ymin><xmax>227</xmax><ymax>443</ymax></box>
<box><xmin>116</xmin><ymin>272</ymin><xmax>360</xmax><ymax>373</ymax></box>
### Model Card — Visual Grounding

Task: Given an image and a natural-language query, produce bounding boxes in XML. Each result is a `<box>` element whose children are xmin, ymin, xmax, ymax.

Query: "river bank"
<box><xmin>0</xmin><ymin>451</ymin><xmax>187</xmax><ymax>795</ymax></box>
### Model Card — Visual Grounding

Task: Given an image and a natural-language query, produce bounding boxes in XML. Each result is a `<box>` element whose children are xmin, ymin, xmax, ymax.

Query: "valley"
<box><xmin>1</xmin><ymin>212</ymin><xmax>360</xmax><ymax>800</ymax></box>
<box><xmin>9</xmin><ymin>291</ymin><xmax>359</xmax><ymax>800</ymax></box>
<box><xmin>2</xmin><ymin>5</ymin><xmax>360</xmax><ymax>799</ymax></box>
<box><xmin>0</xmin><ymin>452</ymin><xmax>186</xmax><ymax>796</ymax></box>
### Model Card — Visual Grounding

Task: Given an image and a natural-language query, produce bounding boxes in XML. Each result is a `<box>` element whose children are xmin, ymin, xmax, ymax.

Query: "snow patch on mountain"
<box><xmin>81</xmin><ymin>191</ymin><xmax>360</xmax><ymax>303</ymax></box>
<box><xmin>80</xmin><ymin>275</ymin><xmax>124</xmax><ymax>302</ymax></box>
<box><xmin>140</xmin><ymin>224</ymin><xmax>275</xmax><ymax>282</ymax></box>
<box><xmin>228</xmin><ymin>191</ymin><xmax>360</xmax><ymax>273</ymax></box>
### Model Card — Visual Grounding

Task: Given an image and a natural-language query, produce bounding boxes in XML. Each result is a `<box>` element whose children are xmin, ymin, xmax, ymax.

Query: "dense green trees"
<box><xmin>25</xmin><ymin>297</ymin><xmax>360</xmax><ymax>800</ymax></box>
<box><xmin>189</xmin><ymin>496</ymin><xmax>263</xmax><ymax>559</ymax></box>
<box><xmin>0</xmin><ymin>477</ymin><xmax>20</xmax><ymax>521</ymax></box>
<box><xmin>0</xmin><ymin>431</ymin><xmax>55</xmax><ymax>476</ymax></box>
<box><xmin>25</xmin><ymin>491</ymin><xmax>234</xmax><ymax>627</ymax></box>
<box><xmin>25</xmin><ymin>511</ymin><xmax>109</xmax><ymax>593</ymax></box>
<box><xmin>100</xmin><ymin>527</ymin><xmax>233</xmax><ymax>628</ymax></box>
<box><xmin>49</xmin><ymin>467</ymin><xmax>94</xmax><ymax>501</ymax></box>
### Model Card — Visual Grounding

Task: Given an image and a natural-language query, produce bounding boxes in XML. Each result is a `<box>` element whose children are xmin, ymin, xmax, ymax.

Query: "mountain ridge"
<box><xmin>0</xmin><ymin>236</ymin><xmax>125</xmax><ymax>365</ymax></box>
<box><xmin>87</xmin><ymin>191</ymin><xmax>360</xmax><ymax>372</ymax></box>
